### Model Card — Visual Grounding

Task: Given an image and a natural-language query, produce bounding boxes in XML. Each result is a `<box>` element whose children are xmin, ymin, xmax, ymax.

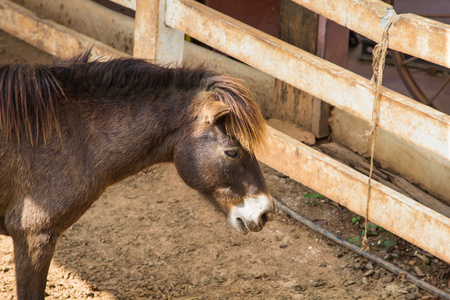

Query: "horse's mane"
<box><xmin>0</xmin><ymin>50</ymin><xmax>266</xmax><ymax>151</ymax></box>
<box><xmin>202</xmin><ymin>75</ymin><xmax>267</xmax><ymax>154</ymax></box>
<box><xmin>0</xmin><ymin>61</ymin><xmax>64</xmax><ymax>143</ymax></box>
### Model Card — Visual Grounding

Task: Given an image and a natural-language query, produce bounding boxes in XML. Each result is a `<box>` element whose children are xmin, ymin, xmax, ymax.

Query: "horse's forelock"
<box><xmin>206</xmin><ymin>75</ymin><xmax>267</xmax><ymax>154</ymax></box>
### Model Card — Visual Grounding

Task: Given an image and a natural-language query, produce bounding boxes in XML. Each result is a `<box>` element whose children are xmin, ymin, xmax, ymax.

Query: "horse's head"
<box><xmin>173</xmin><ymin>76</ymin><xmax>273</xmax><ymax>234</ymax></box>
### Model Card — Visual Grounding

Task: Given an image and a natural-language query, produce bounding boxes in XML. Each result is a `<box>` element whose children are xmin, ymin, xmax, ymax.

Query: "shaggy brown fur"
<box><xmin>0</xmin><ymin>51</ymin><xmax>266</xmax><ymax>151</ymax></box>
<box><xmin>0</xmin><ymin>51</ymin><xmax>272</xmax><ymax>300</ymax></box>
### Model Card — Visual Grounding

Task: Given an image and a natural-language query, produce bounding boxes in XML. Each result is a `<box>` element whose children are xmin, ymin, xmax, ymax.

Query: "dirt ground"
<box><xmin>1</xmin><ymin>30</ymin><xmax>449</xmax><ymax>300</ymax></box>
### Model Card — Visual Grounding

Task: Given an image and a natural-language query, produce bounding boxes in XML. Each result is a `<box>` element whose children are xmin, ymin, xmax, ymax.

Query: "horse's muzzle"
<box><xmin>228</xmin><ymin>194</ymin><xmax>274</xmax><ymax>234</ymax></box>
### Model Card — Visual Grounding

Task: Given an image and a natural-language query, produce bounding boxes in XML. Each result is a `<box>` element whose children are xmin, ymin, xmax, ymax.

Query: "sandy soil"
<box><xmin>0</xmin><ymin>30</ymin><xmax>449</xmax><ymax>300</ymax></box>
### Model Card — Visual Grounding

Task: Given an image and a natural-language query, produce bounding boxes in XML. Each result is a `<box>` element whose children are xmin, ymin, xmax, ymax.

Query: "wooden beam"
<box><xmin>256</xmin><ymin>127</ymin><xmax>450</xmax><ymax>263</ymax></box>
<box><xmin>134</xmin><ymin>0</ymin><xmax>184</xmax><ymax>64</ymax></box>
<box><xmin>273</xmin><ymin>0</ymin><xmax>317</xmax><ymax>131</ymax></box>
<box><xmin>320</xmin><ymin>142</ymin><xmax>450</xmax><ymax>218</ymax></box>
<box><xmin>292</xmin><ymin>0</ymin><xmax>450</xmax><ymax>69</ymax></box>
<box><xmin>106</xmin><ymin>0</ymin><xmax>450</xmax><ymax>70</ymax></box>
<box><xmin>108</xmin><ymin>0</ymin><xmax>136</xmax><ymax>10</ymax></box>
<box><xmin>312</xmin><ymin>17</ymin><xmax>349</xmax><ymax>138</ymax></box>
<box><xmin>165</xmin><ymin>0</ymin><xmax>450</xmax><ymax>161</ymax></box>
<box><xmin>11</xmin><ymin>0</ymin><xmax>135</xmax><ymax>55</ymax></box>
<box><xmin>0</xmin><ymin>0</ymin><xmax>125</xmax><ymax>59</ymax></box>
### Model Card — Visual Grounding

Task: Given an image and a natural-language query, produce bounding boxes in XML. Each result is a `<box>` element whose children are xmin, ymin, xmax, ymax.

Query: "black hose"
<box><xmin>274</xmin><ymin>198</ymin><xmax>450</xmax><ymax>300</ymax></box>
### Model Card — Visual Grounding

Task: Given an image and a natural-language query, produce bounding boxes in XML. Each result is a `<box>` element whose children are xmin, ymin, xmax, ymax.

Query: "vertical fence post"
<box><xmin>134</xmin><ymin>0</ymin><xmax>184</xmax><ymax>64</ymax></box>
<box><xmin>312</xmin><ymin>16</ymin><xmax>349</xmax><ymax>138</ymax></box>
<box><xmin>273</xmin><ymin>0</ymin><xmax>318</xmax><ymax>132</ymax></box>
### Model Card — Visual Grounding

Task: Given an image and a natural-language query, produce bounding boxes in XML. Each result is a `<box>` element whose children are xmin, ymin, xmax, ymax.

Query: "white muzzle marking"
<box><xmin>228</xmin><ymin>195</ymin><xmax>274</xmax><ymax>234</ymax></box>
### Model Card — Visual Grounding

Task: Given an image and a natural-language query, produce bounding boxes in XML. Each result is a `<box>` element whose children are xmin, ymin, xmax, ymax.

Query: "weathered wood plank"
<box><xmin>134</xmin><ymin>0</ymin><xmax>184</xmax><ymax>64</ymax></box>
<box><xmin>274</xmin><ymin>0</ymin><xmax>317</xmax><ymax>131</ymax></box>
<box><xmin>320</xmin><ymin>143</ymin><xmax>450</xmax><ymax>218</ymax></box>
<box><xmin>108</xmin><ymin>0</ymin><xmax>136</xmax><ymax>11</ymax></box>
<box><xmin>11</xmin><ymin>0</ymin><xmax>135</xmax><ymax>55</ymax></box>
<box><xmin>0</xmin><ymin>0</ymin><xmax>126</xmax><ymax>59</ymax></box>
<box><xmin>110</xmin><ymin>0</ymin><xmax>450</xmax><ymax>70</ymax></box>
<box><xmin>389</xmin><ymin>14</ymin><xmax>450</xmax><ymax>69</ymax></box>
<box><xmin>165</xmin><ymin>0</ymin><xmax>450</xmax><ymax>160</ymax></box>
<box><xmin>292</xmin><ymin>0</ymin><xmax>450</xmax><ymax>69</ymax></box>
<box><xmin>312</xmin><ymin>17</ymin><xmax>349</xmax><ymax>138</ymax></box>
<box><xmin>256</xmin><ymin>128</ymin><xmax>450</xmax><ymax>263</ymax></box>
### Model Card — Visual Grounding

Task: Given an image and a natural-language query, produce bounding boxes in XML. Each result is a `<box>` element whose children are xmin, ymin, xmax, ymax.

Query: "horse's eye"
<box><xmin>224</xmin><ymin>150</ymin><xmax>238</xmax><ymax>158</ymax></box>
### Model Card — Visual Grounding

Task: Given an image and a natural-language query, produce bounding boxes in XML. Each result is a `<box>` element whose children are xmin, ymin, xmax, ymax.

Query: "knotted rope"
<box><xmin>362</xmin><ymin>14</ymin><xmax>399</xmax><ymax>250</ymax></box>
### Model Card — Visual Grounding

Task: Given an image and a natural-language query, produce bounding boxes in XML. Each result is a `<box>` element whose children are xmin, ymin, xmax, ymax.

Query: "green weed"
<box><xmin>304</xmin><ymin>193</ymin><xmax>326</xmax><ymax>200</ymax></box>
<box><xmin>351</xmin><ymin>216</ymin><xmax>361</xmax><ymax>225</ymax></box>
<box><xmin>303</xmin><ymin>193</ymin><xmax>326</xmax><ymax>205</ymax></box>
<box><xmin>348</xmin><ymin>236</ymin><xmax>360</xmax><ymax>246</ymax></box>
<box><xmin>362</xmin><ymin>223</ymin><xmax>386</xmax><ymax>237</ymax></box>
<box><xmin>378</xmin><ymin>237</ymin><xmax>396</xmax><ymax>251</ymax></box>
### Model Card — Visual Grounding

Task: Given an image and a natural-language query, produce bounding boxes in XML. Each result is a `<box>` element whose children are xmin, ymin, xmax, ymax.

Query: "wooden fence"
<box><xmin>1</xmin><ymin>0</ymin><xmax>449</xmax><ymax>263</ymax></box>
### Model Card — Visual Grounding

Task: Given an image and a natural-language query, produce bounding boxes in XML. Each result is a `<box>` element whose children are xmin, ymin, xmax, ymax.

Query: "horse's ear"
<box><xmin>203</xmin><ymin>100</ymin><xmax>231</xmax><ymax>124</ymax></box>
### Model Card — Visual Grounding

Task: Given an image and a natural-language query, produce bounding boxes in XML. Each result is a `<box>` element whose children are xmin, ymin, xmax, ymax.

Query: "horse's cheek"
<box><xmin>173</xmin><ymin>149</ymin><xmax>209</xmax><ymax>192</ymax></box>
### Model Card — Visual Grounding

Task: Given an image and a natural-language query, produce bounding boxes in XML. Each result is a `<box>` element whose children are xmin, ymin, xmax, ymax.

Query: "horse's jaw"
<box><xmin>227</xmin><ymin>194</ymin><xmax>274</xmax><ymax>234</ymax></box>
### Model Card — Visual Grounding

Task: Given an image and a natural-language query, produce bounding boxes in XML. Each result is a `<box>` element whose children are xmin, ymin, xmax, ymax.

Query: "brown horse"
<box><xmin>0</xmin><ymin>51</ymin><xmax>273</xmax><ymax>300</ymax></box>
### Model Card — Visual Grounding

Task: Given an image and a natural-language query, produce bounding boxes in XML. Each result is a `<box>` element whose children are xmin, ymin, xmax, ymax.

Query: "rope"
<box><xmin>362</xmin><ymin>14</ymin><xmax>399</xmax><ymax>250</ymax></box>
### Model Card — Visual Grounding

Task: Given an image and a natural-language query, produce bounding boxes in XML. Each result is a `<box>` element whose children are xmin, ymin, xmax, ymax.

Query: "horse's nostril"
<box><xmin>236</xmin><ymin>217</ymin><xmax>245</xmax><ymax>229</ymax></box>
<box><xmin>261</xmin><ymin>213</ymin><xmax>268</xmax><ymax>225</ymax></box>
<box><xmin>260</xmin><ymin>211</ymin><xmax>272</xmax><ymax>226</ymax></box>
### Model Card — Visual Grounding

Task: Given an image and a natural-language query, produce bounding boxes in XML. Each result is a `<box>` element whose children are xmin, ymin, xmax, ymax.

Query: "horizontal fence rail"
<box><xmin>0</xmin><ymin>0</ymin><xmax>125</xmax><ymax>59</ymax></box>
<box><xmin>256</xmin><ymin>127</ymin><xmax>450</xmax><ymax>264</ymax></box>
<box><xmin>111</xmin><ymin>0</ymin><xmax>450</xmax><ymax>69</ymax></box>
<box><xmin>110</xmin><ymin>0</ymin><xmax>136</xmax><ymax>10</ymax></box>
<box><xmin>0</xmin><ymin>0</ymin><xmax>450</xmax><ymax>263</ymax></box>
<box><xmin>165</xmin><ymin>0</ymin><xmax>450</xmax><ymax>161</ymax></box>
<box><xmin>292</xmin><ymin>0</ymin><xmax>450</xmax><ymax>69</ymax></box>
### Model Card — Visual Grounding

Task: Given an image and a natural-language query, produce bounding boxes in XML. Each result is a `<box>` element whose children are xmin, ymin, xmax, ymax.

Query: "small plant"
<box><xmin>351</xmin><ymin>216</ymin><xmax>361</xmax><ymax>225</ymax></box>
<box><xmin>362</xmin><ymin>223</ymin><xmax>386</xmax><ymax>237</ymax></box>
<box><xmin>303</xmin><ymin>193</ymin><xmax>326</xmax><ymax>205</ymax></box>
<box><xmin>348</xmin><ymin>236</ymin><xmax>360</xmax><ymax>246</ymax></box>
<box><xmin>373</xmin><ymin>224</ymin><xmax>386</xmax><ymax>232</ymax></box>
<box><xmin>304</xmin><ymin>193</ymin><xmax>326</xmax><ymax>200</ymax></box>
<box><xmin>369</xmin><ymin>224</ymin><xmax>385</xmax><ymax>231</ymax></box>
<box><xmin>378</xmin><ymin>237</ymin><xmax>396</xmax><ymax>251</ymax></box>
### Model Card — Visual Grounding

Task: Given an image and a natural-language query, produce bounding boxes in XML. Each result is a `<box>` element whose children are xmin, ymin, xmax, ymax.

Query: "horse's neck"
<box><xmin>79</xmin><ymin>91</ymin><xmax>192</xmax><ymax>185</ymax></box>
